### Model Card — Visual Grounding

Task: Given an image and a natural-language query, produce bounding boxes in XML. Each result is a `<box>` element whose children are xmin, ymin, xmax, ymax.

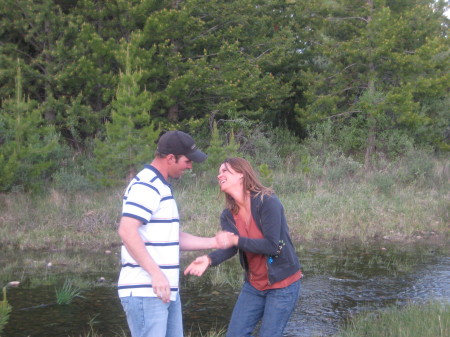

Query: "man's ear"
<box><xmin>166</xmin><ymin>154</ymin><xmax>175</xmax><ymax>164</ymax></box>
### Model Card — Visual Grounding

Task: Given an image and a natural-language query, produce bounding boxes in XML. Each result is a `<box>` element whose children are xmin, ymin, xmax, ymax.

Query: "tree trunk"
<box><xmin>44</xmin><ymin>19</ymin><xmax>55</xmax><ymax>121</ymax></box>
<box><xmin>364</xmin><ymin>0</ymin><xmax>375</xmax><ymax>171</ymax></box>
<box><xmin>168</xmin><ymin>105</ymin><xmax>179</xmax><ymax>122</ymax></box>
<box><xmin>364</xmin><ymin>122</ymin><xmax>376</xmax><ymax>170</ymax></box>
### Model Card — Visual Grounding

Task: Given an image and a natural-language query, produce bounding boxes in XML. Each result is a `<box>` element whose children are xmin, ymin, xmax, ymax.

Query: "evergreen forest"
<box><xmin>1</xmin><ymin>0</ymin><xmax>449</xmax><ymax>191</ymax></box>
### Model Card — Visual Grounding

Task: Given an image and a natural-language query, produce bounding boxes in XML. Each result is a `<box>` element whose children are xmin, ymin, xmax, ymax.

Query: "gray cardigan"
<box><xmin>208</xmin><ymin>193</ymin><xmax>301</xmax><ymax>285</ymax></box>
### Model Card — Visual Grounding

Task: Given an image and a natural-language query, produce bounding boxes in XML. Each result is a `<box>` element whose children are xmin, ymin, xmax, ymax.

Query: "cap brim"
<box><xmin>186</xmin><ymin>149</ymin><xmax>207</xmax><ymax>163</ymax></box>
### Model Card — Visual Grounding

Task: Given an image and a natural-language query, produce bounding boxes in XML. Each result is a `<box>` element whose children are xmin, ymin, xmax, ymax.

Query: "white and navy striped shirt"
<box><xmin>118</xmin><ymin>165</ymin><xmax>180</xmax><ymax>301</ymax></box>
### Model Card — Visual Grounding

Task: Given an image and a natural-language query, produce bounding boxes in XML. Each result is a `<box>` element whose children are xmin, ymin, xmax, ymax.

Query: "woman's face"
<box><xmin>217</xmin><ymin>163</ymin><xmax>243</xmax><ymax>193</ymax></box>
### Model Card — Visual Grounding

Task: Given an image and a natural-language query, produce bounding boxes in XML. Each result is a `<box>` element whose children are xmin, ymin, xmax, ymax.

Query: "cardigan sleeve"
<box><xmin>207</xmin><ymin>209</ymin><xmax>239</xmax><ymax>266</ymax></box>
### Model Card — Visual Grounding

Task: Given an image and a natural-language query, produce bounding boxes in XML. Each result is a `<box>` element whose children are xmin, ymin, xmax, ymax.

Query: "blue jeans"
<box><xmin>226</xmin><ymin>279</ymin><xmax>301</xmax><ymax>337</ymax></box>
<box><xmin>120</xmin><ymin>294</ymin><xmax>183</xmax><ymax>337</ymax></box>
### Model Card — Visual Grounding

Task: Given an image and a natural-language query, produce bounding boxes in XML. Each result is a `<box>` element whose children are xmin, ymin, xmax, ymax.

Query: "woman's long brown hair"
<box><xmin>221</xmin><ymin>157</ymin><xmax>273</xmax><ymax>215</ymax></box>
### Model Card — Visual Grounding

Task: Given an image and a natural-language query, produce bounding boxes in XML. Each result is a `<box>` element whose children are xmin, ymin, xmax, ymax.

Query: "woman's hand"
<box><xmin>184</xmin><ymin>255</ymin><xmax>211</xmax><ymax>277</ymax></box>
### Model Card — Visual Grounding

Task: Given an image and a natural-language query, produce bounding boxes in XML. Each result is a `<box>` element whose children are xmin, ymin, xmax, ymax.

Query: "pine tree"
<box><xmin>203</xmin><ymin>121</ymin><xmax>240</xmax><ymax>174</ymax></box>
<box><xmin>294</xmin><ymin>0</ymin><xmax>450</xmax><ymax>163</ymax></box>
<box><xmin>0</xmin><ymin>61</ymin><xmax>62</xmax><ymax>191</ymax></box>
<box><xmin>94</xmin><ymin>45</ymin><xmax>159</xmax><ymax>186</ymax></box>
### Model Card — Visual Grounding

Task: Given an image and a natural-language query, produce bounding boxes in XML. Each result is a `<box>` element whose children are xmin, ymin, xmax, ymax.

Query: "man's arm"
<box><xmin>180</xmin><ymin>231</ymin><xmax>233</xmax><ymax>251</ymax></box>
<box><xmin>118</xmin><ymin>216</ymin><xmax>171</xmax><ymax>303</ymax></box>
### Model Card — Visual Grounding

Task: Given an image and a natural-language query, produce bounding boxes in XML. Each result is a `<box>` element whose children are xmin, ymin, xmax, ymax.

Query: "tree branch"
<box><xmin>324</xmin><ymin>110</ymin><xmax>362</xmax><ymax>119</ymax></box>
<box><xmin>327</xmin><ymin>63</ymin><xmax>358</xmax><ymax>80</ymax></box>
<box><xmin>255</xmin><ymin>48</ymin><xmax>272</xmax><ymax>59</ymax></box>
<box><xmin>327</xmin><ymin>17</ymin><xmax>369</xmax><ymax>23</ymax></box>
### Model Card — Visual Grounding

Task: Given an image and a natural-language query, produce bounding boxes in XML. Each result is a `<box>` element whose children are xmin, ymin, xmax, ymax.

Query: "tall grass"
<box><xmin>177</xmin><ymin>151</ymin><xmax>449</xmax><ymax>244</ymax></box>
<box><xmin>336</xmin><ymin>301</ymin><xmax>450</xmax><ymax>337</ymax></box>
<box><xmin>0</xmin><ymin>188</ymin><xmax>122</xmax><ymax>251</ymax></box>
<box><xmin>0</xmin><ymin>154</ymin><xmax>448</xmax><ymax>252</ymax></box>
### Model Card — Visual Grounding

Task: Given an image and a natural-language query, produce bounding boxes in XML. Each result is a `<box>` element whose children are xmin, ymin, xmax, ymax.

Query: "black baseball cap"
<box><xmin>157</xmin><ymin>131</ymin><xmax>207</xmax><ymax>163</ymax></box>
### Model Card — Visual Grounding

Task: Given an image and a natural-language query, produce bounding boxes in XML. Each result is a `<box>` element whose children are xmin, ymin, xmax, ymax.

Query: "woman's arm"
<box><xmin>206</xmin><ymin>210</ymin><xmax>239</xmax><ymax>266</ymax></box>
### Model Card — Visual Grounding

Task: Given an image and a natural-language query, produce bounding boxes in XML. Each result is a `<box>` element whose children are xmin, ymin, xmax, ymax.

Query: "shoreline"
<box><xmin>1</xmin><ymin>230</ymin><xmax>448</xmax><ymax>253</ymax></box>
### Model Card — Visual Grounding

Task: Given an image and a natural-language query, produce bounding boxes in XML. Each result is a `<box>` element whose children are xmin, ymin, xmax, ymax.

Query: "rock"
<box><xmin>8</xmin><ymin>281</ymin><xmax>20</xmax><ymax>287</ymax></box>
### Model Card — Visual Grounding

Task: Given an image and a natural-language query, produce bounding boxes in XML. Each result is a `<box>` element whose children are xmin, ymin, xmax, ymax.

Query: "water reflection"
<box><xmin>1</xmin><ymin>243</ymin><xmax>449</xmax><ymax>336</ymax></box>
<box><xmin>284</xmin><ymin>250</ymin><xmax>450</xmax><ymax>336</ymax></box>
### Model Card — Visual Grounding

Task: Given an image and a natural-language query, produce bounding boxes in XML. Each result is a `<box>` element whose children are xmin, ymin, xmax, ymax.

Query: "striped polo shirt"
<box><xmin>118</xmin><ymin>164</ymin><xmax>180</xmax><ymax>301</ymax></box>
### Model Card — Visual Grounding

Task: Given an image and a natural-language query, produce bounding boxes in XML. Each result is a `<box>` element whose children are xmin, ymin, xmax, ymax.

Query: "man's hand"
<box><xmin>215</xmin><ymin>231</ymin><xmax>238</xmax><ymax>249</ymax></box>
<box><xmin>151</xmin><ymin>270</ymin><xmax>171</xmax><ymax>303</ymax></box>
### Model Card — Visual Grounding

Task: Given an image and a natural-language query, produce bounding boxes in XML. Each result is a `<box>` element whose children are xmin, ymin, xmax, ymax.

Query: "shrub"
<box><xmin>51</xmin><ymin>155</ymin><xmax>101</xmax><ymax>192</ymax></box>
<box><xmin>370</xmin><ymin>172</ymin><xmax>395</xmax><ymax>196</ymax></box>
<box><xmin>396</xmin><ymin>148</ymin><xmax>435</xmax><ymax>185</ymax></box>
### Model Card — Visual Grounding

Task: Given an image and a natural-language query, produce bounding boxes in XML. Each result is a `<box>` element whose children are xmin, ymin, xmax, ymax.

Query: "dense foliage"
<box><xmin>0</xmin><ymin>0</ymin><xmax>448</xmax><ymax>191</ymax></box>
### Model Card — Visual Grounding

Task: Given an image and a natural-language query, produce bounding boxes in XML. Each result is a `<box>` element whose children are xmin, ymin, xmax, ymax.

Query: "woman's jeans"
<box><xmin>226</xmin><ymin>279</ymin><xmax>301</xmax><ymax>337</ymax></box>
<box><xmin>120</xmin><ymin>294</ymin><xmax>183</xmax><ymax>337</ymax></box>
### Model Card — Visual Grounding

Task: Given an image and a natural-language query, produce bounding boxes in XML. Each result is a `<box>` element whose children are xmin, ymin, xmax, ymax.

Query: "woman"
<box><xmin>184</xmin><ymin>157</ymin><xmax>302</xmax><ymax>337</ymax></box>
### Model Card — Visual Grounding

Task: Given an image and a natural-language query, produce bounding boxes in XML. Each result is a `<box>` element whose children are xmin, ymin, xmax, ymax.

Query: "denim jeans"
<box><xmin>120</xmin><ymin>294</ymin><xmax>183</xmax><ymax>337</ymax></box>
<box><xmin>226</xmin><ymin>279</ymin><xmax>301</xmax><ymax>337</ymax></box>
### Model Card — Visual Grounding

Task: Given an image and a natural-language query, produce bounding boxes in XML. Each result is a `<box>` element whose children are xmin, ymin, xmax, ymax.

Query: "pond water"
<box><xmin>1</xmin><ymin>242</ymin><xmax>449</xmax><ymax>337</ymax></box>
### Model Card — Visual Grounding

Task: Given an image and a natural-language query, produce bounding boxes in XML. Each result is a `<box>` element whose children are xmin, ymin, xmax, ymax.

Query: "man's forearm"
<box><xmin>118</xmin><ymin>217</ymin><xmax>163</xmax><ymax>277</ymax></box>
<box><xmin>179</xmin><ymin>231</ymin><xmax>219</xmax><ymax>251</ymax></box>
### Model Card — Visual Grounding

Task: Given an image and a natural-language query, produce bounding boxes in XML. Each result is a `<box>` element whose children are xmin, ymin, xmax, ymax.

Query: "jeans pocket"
<box><xmin>120</xmin><ymin>297</ymin><xmax>130</xmax><ymax>311</ymax></box>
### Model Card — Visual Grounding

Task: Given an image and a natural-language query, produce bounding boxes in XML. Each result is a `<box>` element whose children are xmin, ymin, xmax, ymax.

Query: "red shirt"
<box><xmin>234</xmin><ymin>213</ymin><xmax>302</xmax><ymax>291</ymax></box>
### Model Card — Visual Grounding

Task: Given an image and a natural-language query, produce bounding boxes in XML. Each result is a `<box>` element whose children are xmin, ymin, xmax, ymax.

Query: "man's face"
<box><xmin>168</xmin><ymin>155</ymin><xmax>193</xmax><ymax>179</ymax></box>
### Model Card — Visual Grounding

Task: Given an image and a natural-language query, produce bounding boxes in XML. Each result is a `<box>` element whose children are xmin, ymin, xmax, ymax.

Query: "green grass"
<box><xmin>55</xmin><ymin>279</ymin><xmax>85</xmax><ymax>305</ymax></box>
<box><xmin>336</xmin><ymin>301</ymin><xmax>450</xmax><ymax>337</ymax></box>
<box><xmin>0</xmin><ymin>287</ymin><xmax>12</xmax><ymax>336</ymax></box>
<box><xmin>0</xmin><ymin>188</ymin><xmax>122</xmax><ymax>251</ymax></box>
<box><xmin>0</xmin><ymin>153</ymin><xmax>448</xmax><ymax>252</ymax></box>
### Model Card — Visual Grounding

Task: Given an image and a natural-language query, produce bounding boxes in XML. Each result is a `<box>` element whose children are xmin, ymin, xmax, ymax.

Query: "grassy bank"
<box><xmin>0</xmin><ymin>154</ymin><xmax>448</xmax><ymax>252</ymax></box>
<box><xmin>336</xmin><ymin>301</ymin><xmax>450</xmax><ymax>337</ymax></box>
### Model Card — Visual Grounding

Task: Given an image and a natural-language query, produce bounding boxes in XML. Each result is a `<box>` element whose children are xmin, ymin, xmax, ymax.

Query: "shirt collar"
<box><xmin>144</xmin><ymin>164</ymin><xmax>171</xmax><ymax>187</ymax></box>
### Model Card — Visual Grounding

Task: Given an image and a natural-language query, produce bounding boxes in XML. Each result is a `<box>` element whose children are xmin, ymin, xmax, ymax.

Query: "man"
<box><xmin>117</xmin><ymin>130</ymin><xmax>222</xmax><ymax>337</ymax></box>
